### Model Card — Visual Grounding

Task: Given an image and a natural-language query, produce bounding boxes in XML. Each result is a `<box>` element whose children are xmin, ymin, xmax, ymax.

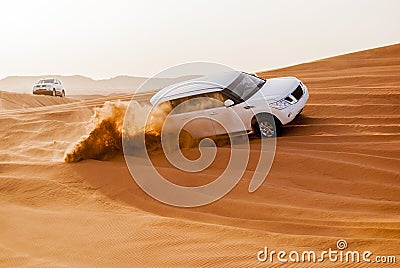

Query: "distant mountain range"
<box><xmin>0</xmin><ymin>75</ymin><xmax>198</xmax><ymax>95</ymax></box>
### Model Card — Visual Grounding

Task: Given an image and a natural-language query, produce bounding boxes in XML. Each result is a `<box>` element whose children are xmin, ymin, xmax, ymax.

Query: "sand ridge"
<box><xmin>0</xmin><ymin>44</ymin><xmax>399</xmax><ymax>267</ymax></box>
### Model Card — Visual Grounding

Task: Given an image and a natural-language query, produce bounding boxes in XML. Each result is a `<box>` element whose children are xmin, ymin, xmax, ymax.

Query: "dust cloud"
<box><xmin>64</xmin><ymin>100</ymin><xmax>171</xmax><ymax>162</ymax></box>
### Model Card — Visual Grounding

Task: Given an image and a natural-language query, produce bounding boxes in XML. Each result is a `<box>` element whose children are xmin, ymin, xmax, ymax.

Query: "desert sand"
<box><xmin>0</xmin><ymin>44</ymin><xmax>399</xmax><ymax>267</ymax></box>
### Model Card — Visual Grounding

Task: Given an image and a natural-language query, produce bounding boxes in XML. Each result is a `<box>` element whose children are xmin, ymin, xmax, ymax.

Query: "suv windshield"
<box><xmin>224</xmin><ymin>73</ymin><xmax>265</xmax><ymax>102</ymax></box>
<box><xmin>38</xmin><ymin>79</ymin><xmax>54</xmax><ymax>84</ymax></box>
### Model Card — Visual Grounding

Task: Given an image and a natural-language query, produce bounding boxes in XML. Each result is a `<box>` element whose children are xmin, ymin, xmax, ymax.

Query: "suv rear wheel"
<box><xmin>61</xmin><ymin>90</ymin><xmax>65</xmax><ymax>98</ymax></box>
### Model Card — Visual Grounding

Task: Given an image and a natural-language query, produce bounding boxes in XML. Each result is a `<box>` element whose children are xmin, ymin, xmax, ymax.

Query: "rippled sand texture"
<box><xmin>0</xmin><ymin>44</ymin><xmax>399</xmax><ymax>267</ymax></box>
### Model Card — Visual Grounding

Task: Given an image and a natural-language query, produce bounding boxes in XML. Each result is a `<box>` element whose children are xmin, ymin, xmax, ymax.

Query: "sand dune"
<box><xmin>0</xmin><ymin>44</ymin><xmax>399</xmax><ymax>267</ymax></box>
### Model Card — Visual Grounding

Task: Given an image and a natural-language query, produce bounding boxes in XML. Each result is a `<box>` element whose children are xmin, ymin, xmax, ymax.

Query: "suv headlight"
<box><xmin>269</xmin><ymin>98</ymin><xmax>291</xmax><ymax>110</ymax></box>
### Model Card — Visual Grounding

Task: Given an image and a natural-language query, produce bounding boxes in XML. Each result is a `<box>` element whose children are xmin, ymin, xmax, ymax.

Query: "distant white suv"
<box><xmin>150</xmin><ymin>71</ymin><xmax>309</xmax><ymax>138</ymax></box>
<box><xmin>33</xmin><ymin>78</ymin><xmax>65</xmax><ymax>97</ymax></box>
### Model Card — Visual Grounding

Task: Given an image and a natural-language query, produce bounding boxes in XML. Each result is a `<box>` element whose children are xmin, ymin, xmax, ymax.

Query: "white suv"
<box><xmin>33</xmin><ymin>78</ymin><xmax>65</xmax><ymax>97</ymax></box>
<box><xmin>150</xmin><ymin>71</ymin><xmax>308</xmax><ymax>138</ymax></box>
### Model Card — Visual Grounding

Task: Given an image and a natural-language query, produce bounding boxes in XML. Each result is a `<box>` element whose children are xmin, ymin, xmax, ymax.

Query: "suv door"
<box><xmin>196</xmin><ymin>92</ymin><xmax>250</xmax><ymax>136</ymax></box>
<box><xmin>207</xmin><ymin>101</ymin><xmax>250</xmax><ymax>135</ymax></box>
<box><xmin>163</xmin><ymin>96</ymin><xmax>215</xmax><ymax>139</ymax></box>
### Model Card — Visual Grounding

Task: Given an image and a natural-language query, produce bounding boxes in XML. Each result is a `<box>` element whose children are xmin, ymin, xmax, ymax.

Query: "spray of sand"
<box><xmin>64</xmin><ymin>100</ymin><xmax>172</xmax><ymax>163</ymax></box>
<box><xmin>64</xmin><ymin>97</ymin><xmax>228</xmax><ymax>163</ymax></box>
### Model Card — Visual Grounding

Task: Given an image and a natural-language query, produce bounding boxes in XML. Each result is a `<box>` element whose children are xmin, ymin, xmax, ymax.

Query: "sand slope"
<box><xmin>0</xmin><ymin>44</ymin><xmax>399</xmax><ymax>267</ymax></box>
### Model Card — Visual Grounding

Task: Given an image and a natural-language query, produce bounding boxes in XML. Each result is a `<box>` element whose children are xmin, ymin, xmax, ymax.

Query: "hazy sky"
<box><xmin>0</xmin><ymin>0</ymin><xmax>399</xmax><ymax>79</ymax></box>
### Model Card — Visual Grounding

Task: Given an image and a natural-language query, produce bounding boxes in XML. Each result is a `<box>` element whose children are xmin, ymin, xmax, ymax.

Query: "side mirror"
<box><xmin>224</xmin><ymin>99</ymin><xmax>234</xmax><ymax>107</ymax></box>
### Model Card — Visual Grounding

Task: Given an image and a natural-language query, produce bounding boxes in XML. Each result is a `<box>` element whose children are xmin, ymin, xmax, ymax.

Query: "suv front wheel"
<box><xmin>254</xmin><ymin>114</ymin><xmax>281</xmax><ymax>138</ymax></box>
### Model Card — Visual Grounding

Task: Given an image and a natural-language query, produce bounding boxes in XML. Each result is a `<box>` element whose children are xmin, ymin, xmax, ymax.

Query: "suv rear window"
<box><xmin>39</xmin><ymin>79</ymin><xmax>54</xmax><ymax>84</ymax></box>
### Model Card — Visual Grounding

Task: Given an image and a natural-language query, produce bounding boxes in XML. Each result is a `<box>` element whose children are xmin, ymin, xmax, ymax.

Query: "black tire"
<box><xmin>61</xmin><ymin>90</ymin><xmax>65</xmax><ymax>98</ymax></box>
<box><xmin>254</xmin><ymin>114</ymin><xmax>281</xmax><ymax>138</ymax></box>
<box><xmin>53</xmin><ymin>89</ymin><xmax>56</xmax><ymax>97</ymax></box>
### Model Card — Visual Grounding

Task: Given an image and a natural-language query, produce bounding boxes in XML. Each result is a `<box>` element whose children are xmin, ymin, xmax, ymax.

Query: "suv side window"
<box><xmin>170</xmin><ymin>92</ymin><xmax>228</xmax><ymax>114</ymax></box>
